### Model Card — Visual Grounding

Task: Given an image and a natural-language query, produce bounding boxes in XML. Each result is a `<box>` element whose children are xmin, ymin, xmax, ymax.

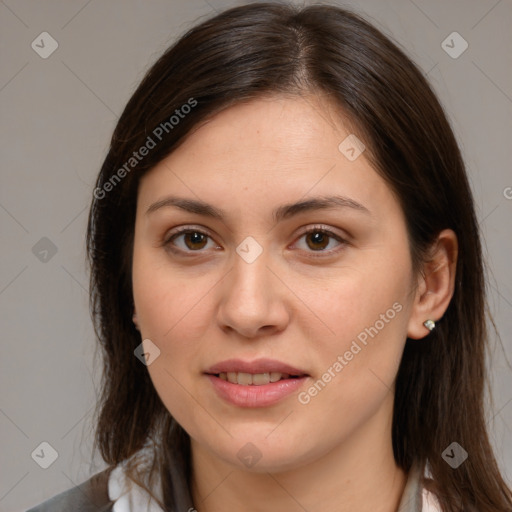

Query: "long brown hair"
<box><xmin>86</xmin><ymin>3</ymin><xmax>512</xmax><ymax>510</ymax></box>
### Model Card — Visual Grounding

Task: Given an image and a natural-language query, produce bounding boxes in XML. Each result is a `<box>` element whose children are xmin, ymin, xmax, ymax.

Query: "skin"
<box><xmin>131</xmin><ymin>94</ymin><xmax>458</xmax><ymax>512</ymax></box>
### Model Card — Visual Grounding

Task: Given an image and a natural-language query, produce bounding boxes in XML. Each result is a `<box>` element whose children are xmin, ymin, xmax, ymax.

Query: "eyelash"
<box><xmin>162</xmin><ymin>224</ymin><xmax>349</xmax><ymax>258</ymax></box>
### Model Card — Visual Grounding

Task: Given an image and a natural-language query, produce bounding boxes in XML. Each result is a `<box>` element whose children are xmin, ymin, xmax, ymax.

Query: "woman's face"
<box><xmin>132</xmin><ymin>95</ymin><xmax>419</xmax><ymax>472</ymax></box>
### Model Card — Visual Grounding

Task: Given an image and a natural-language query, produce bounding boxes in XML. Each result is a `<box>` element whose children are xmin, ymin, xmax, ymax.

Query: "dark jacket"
<box><xmin>26</xmin><ymin>463</ymin><xmax>426</xmax><ymax>511</ymax></box>
<box><xmin>26</xmin><ymin>467</ymin><xmax>115</xmax><ymax>512</ymax></box>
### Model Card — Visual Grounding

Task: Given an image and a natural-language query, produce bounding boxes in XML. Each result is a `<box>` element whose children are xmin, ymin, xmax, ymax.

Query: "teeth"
<box><xmin>252</xmin><ymin>373</ymin><xmax>270</xmax><ymax>385</ymax></box>
<box><xmin>218</xmin><ymin>372</ymin><xmax>292</xmax><ymax>385</ymax></box>
<box><xmin>237</xmin><ymin>372</ymin><xmax>253</xmax><ymax>385</ymax></box>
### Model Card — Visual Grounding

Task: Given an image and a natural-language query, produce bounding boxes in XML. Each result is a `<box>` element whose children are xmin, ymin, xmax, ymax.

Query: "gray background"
<box><xmin>0</xmin><ymin>0</ymin><xmax>511</xmax><ymax>510</ymax></box>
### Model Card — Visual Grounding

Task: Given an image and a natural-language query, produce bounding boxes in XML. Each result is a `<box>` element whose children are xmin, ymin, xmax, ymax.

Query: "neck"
<box><xmin>189</xmin><ymin>395</ymin><xmax>408</xmax><ymax>512</ymax></box>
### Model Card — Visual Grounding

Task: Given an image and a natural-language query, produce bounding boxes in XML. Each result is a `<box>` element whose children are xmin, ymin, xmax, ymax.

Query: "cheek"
<box><xmin>308</xmin><ymin>248</ymin><xmax>411</xmax><ymax>344</ymax></box>
<box><xmin>131</xmin><ymin>243</ymin><xmax>226</xmax><ymax>385</ymax></box>
<box><xmin>132</xmin><ymin>240</ymin><xmax>210</xmax><ymax>336</ymax></box>
<box><xmin>293</xmin><ymin>301</ymin><xmax>408</xmax><ymax>446</ymax></box>
<box><xmin>132</xmin><ymin>251</ymin><xmax>218</xmax><ymax>436</ymax></box>
<box><xmin>299</xmin><ymin>247</ymin><xmax>413</xmax><ymax>399</ymax></box>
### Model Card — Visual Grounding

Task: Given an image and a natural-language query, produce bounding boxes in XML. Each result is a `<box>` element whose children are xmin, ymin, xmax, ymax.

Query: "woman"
<box><xmin>28</xmin><ymin>2</ymin><xmax>512</xmax><ymax>511</ymax></box>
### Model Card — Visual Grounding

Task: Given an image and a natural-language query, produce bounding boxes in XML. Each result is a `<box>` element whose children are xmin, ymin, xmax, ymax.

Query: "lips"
<box><xmin>205</xmin><ymin>358</ymin><xmax>309</xmax><ymax>407</ymax></box>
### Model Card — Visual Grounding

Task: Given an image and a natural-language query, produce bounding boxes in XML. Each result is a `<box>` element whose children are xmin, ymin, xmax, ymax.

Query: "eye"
<box><xmin>293</xmin><ymin>226</ymin><xmax>347</xmax><ymax>256</ymax></box>
<box><xmin>163</xmin><ymin>227</ymin><xmax>219</xmax><ymax>254</ymax></box>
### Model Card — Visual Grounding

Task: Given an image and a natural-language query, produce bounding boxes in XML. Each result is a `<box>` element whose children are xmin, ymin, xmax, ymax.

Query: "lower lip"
<box><xmin>206</xmin><ymin>374</ymin><xmax>308</xmax><ymax>407</ymax></box>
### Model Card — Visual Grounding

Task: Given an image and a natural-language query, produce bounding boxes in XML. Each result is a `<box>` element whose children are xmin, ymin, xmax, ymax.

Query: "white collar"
<box><xmin>108</xmin><ymin>464</ymin><xmax>165</xmax><ymax>512</ymax></box>
<box><xmin>108</xmin><ymin>462</ymin><xmax>442</xmax><ymax>511</ymax></box>
<box><xmin>422</xmin><ymin>488</ymin><xmax>442</xmax><ymax>512</ymax></box>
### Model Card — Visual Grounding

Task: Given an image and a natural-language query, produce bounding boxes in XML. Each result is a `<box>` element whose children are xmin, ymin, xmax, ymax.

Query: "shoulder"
<box><xmin>26</xmin><ymin>467</ymin><xmax>114</xmax><ymax>512</ymax></box>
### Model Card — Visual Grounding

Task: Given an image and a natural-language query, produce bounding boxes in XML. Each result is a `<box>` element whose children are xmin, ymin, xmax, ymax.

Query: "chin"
<box><xmin>202</xmin><ymin>430</ymin><xmax>320</xmax><ymax>474</ymax></box>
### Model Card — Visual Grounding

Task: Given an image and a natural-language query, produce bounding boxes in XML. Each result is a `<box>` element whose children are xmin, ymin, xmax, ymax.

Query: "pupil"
<box><xmin>187</xmin><ymin>232</ymin><xmax>206</xmax><ymax>249</ymax></box>
<box><xmin>308</xmin><ymin>232</ymin><xmax>328</xmax><ymax>250</ymax></box>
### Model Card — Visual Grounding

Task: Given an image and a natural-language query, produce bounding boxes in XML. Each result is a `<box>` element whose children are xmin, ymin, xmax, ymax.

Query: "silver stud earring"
<box><xmin>423</xmin><ymin>319</ymin><xmax>435</xmax><ymax>331</ymax></box>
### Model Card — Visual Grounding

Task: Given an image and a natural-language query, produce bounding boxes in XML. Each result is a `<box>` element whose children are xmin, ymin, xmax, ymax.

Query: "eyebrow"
<box><xmin>146</xmin><ymin>194</ymin><xmax>372</xmax><ymax>223</ymax></box>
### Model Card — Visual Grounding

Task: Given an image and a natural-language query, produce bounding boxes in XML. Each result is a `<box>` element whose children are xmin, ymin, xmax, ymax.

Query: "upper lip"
<box><xmin>206</xmin><ymin>358</ymin><xmax>308</xmax><ymax>376</ymax></box>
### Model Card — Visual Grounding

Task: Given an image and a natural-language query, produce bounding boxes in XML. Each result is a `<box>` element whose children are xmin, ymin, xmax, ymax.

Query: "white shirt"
<box><xmin>108</xmin><ymin>464</ymin><xmax>165</xmax><ymax>512</ymax></box>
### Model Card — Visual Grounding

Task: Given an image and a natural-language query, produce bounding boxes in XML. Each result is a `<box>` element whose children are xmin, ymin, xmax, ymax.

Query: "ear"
<box><xmin>407</xmin><ymin>229</ymin><xmax>458</xmax><ymax>340</ymax></box>
<box><xmin>132</xmin><ymin>309</ymin><xmax>140</xmax><ymax>331</ymax></box>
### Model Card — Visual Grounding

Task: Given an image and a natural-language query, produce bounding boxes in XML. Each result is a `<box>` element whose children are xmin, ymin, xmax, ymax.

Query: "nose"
<box><xmin>217</xmin><ymin>249</ymin><xmax>290</xmax><ymax>339</ymax></box>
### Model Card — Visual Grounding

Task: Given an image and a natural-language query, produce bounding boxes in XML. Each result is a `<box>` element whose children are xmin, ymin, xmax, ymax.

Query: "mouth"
<box><xmin>205</xmin><ymin>358</ymin><xmax>309</xmax><ymax>407</ymax></box>
<box><xmin>211</xmin><ymin>371</ymin><xmax>303</xmax><ymax>386</ymax></box>
<box><xmin>205</xmin><ymin>358</ymin><xmax>308</xmax><ymax>383</ymax></box>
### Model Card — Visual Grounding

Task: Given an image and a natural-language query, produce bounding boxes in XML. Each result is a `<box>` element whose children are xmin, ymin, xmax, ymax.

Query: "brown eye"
<box><xmin>305</xmin><ymin>231</ymin><xmax>330</xmax><ymax>251</ymax></box>
<box><xmin>164</xmin><ymin>228</ymin><xmax>216</xmax><ymax>253</ymax></box>
<box><xmin>294</xmin><ymin>227</ymin><xmax>347</xmax><ymax>256</ymax></box>
<box><xmin>181</xmin><ymin>231</ymin><xmax>208</xmax><ymax>250</ymax></box>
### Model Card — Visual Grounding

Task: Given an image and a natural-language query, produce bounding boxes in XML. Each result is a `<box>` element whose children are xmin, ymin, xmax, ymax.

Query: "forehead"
<box><xmin>137</xmin><ymin>95</ymin><xmax>399</xmax><ymax>225</ymax></box>
<box><xmin>168</xmin><ymin>94</ymin><xmax>357</xmax><ymax>170</ymax></box>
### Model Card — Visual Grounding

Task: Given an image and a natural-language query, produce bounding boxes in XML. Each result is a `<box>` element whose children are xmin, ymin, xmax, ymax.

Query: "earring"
<box><xmin>423</xmin><ymin>319</ymin><xmax>435</xmax><ymax>331</ymax></box>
